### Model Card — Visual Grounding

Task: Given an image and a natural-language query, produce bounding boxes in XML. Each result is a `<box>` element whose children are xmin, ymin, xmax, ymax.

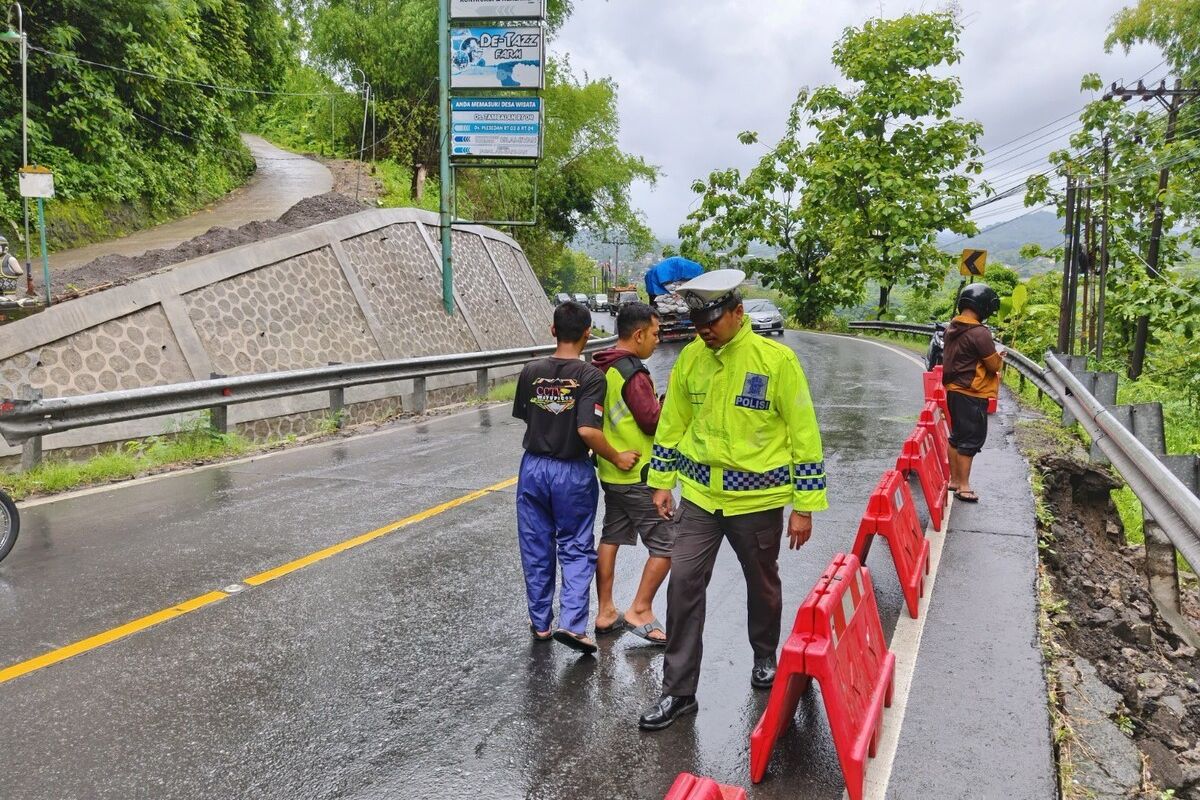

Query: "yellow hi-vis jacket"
<box><xmin>597</xmin><ymin>355</ymin><xmax>653</xmax><ymax>485</ymax></box>
<box><xmin>647</xmin><ymin>318</ymin><xmax>828</xmax><ymax>516</ymax></box>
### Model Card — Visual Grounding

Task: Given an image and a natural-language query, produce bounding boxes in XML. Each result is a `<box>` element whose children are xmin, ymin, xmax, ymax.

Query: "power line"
<box><xmin>29</xmin><ymin>43</ymin><xmax>337</xmax><ymax>98</ymax></box>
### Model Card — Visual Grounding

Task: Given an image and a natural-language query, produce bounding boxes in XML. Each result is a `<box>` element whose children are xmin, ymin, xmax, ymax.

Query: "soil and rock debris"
<box><xmin>54</xmin><ymin>191</ymin><xmax>371</xmax><ymax>300</ymax></box>
<box><xmin>1020</xmin><ymin>421</ymin><xmax>1200</xmax><ymax>798</ymax></box>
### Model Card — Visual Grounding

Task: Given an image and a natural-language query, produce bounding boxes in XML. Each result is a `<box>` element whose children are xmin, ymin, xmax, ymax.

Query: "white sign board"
<box><xmin>451</xmin><ymin>98</ymin><xmax>541</xmax><ymax>158</ymax></box>
<box><xmin>18</xmin><ymin>168</ymin><xmax>54</xmax><ymax>199</ymax></box>
<box><xmin>450</xmin><ymin>27</ymin><xmax>543</xmax><ymax>89</ymax></box>
<box><xmin>450</xmin><ymin>0</ymin><xmax>545</xmax><ymax>19</ymax></box>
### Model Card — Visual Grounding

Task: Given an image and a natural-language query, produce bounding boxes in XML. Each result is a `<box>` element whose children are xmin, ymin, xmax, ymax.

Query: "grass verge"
<box><xmin>0</xmin><ymin>415</ymin><xmax>253</xmax><ymax>501</ymax></box>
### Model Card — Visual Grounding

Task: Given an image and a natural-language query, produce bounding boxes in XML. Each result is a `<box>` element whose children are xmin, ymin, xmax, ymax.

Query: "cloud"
<box><xmin>553</xmin><ymin>0</ymin><xmax>1166</xmax><ymax>239</ymax></box>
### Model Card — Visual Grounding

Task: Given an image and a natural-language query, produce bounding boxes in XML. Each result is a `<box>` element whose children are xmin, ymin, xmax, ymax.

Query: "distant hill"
<box><xmin>938</xmin><ymin>211</ymin><xmax>1063</xmax><ymax>273</ymax></box>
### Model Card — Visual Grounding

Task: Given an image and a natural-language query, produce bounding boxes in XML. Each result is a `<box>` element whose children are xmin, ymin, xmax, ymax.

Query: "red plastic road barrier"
<box><xmin>749</xmin><ymin>553</ymin><xmax>895</xmax><ymax>798</ymax></box>
<box><xmin>852</xmin><ymin>470</ymin><xmax>931</xmax><ymax>619</ymax></box>
<box><xmin>895</xmin><ymin>425</ymin><xmax>948</xmax><ymax>531</ymax></box>
<box><xmin>922</xmin><ymin>368</ymin><xmax>949</xmax><ymax>416</ymax></box>
<box><xmin>918</xmin><ymin>400</ymin><xmax>951</xmax><ymax>475</ymax></box>
<box><xmin>663</xmin><ymin>773</ymin><xmax>747</xmax><ymax>800</ymax></box>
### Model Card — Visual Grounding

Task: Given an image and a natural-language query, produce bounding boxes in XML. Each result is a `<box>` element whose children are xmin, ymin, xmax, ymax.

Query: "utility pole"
<box><xmin>1103</xmin><ymin>79</ymin><xmax>1200</xmax><ymax>378</ymax></box>
<box><xmin>1066</xmin><ymin>185</ymin><xmax>1083</xmax><ymax>355</ymax></box>
<box><xmin>437</xmin><ymin>0</ymin><xmax>453</xmax><ymax>314</ymax></box>
<box><xmin>1081</xmin><ymin>190</ymin><xmax>1093</xmax><ymax>356</ymax></box>
<box><xmin>1097</xmin><ymin>136</ymin><xmax>1111</xmax><ymax>362</ymax></box>
<box><xmin>1056</xmin><ymin>178</ymin><xmax>1077</xmax><ymax>353</ymax></box>
<box><xmin>602</xmin><ymin>234</ymin><xmax>629</xmax><ymax>285</ymax></box>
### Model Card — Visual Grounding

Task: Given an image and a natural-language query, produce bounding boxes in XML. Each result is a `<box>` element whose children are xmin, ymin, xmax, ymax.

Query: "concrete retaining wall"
<box><xmin>0</xmin><ymin>208</ymin><xmax>554</xmax><ymax>458</ymax></box>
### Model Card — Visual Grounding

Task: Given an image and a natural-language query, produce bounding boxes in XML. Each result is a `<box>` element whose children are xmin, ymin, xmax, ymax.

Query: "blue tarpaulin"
<box><xmin>644</xmin><ymin>257</ymin><xmax>704</xmax><ymax>297</ymax></box>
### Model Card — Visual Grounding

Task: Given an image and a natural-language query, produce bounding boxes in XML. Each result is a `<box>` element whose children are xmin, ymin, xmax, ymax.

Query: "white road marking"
<box><xmin>14</xmin><ymin>403</ymin><xmax>505</xmax><ymax>509</ymax></box>
<box><xmin>803</xmin><ymin>330</ymin><xmax>947</xmax><ymax>799</ymax></box>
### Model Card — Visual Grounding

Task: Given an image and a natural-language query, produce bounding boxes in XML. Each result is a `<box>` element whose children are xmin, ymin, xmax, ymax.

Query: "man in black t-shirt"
<box><xmin>513</xmin><ymin>301</ymin><xmax>639</xmax><ymax>655</ymax></box>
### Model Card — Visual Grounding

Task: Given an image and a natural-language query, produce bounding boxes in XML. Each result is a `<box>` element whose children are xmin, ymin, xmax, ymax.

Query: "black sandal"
<box><xmin>530</xmin><ymin>624</ymin><xmax>552</xmax><ymax>642</ymax></box>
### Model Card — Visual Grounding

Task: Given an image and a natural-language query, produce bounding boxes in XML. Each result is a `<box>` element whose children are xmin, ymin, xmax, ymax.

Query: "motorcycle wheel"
<box><xmin>0</xmin><ymin>490</ymin><xmax>18</xmax><ymax>563</ymax></box>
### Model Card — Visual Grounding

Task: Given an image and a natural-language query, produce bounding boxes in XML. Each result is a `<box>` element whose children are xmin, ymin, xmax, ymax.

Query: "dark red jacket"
<box><xmin>591</xmin><ymin>347</ymin><xmax>661</xmax><ymax>436</ymax></box>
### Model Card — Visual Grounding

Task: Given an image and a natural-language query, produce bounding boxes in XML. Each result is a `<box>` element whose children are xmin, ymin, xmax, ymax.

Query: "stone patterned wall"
<box><xmin>489</xmin><ymin>241</ymin><xmax>553</xmax><ymax>341</ymax></box>
<box><xmin>340</xmin><ymin>224</ymin><xmax>479</xmax><ymax>357</ymax></box>
<box><xmin>0</xmin><ymin>305</ymin><xmax>190</xmax><ymax>399</ymax></box>
<box><xmin>0</xmin><ymin>209</ymin><xmax>552</xmax><ymax>460</ymax></box>
<box><xmin>184</xmin><ymin>247</ymin><xmax>383</xmax><ymax>375</ymax></box>
<box><xmin>451</xmin><ymin>230</ymin><xmax>534</xmax><ymax>348</ymax></box>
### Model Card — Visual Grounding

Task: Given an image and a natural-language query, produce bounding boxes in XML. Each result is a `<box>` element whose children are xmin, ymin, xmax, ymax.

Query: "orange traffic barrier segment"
<box><xmin>749</xmin><ymin>553</ymin><xmax>895</xmax><ymax>798</ymax></box>
<box><xmin>895</xmin><ymin>425</ymin><xmax>948</xmax><ymax>531</ymax></box>
<box><xmin>922</xmin><ymin>367</ymin><xmax>949</xmax><ymax>416</ymax></box>
<box><xmin>851</xmin><ymin>470</ymin><xmax>931</xmax><ymax>619</ymax></box>
<box><xmin>662</xmin><ymin>773</ymin><xmax>747</xmax><ymax>800</ymax></box>
<box><xmin>918</xmin><ymin>400</ymin><xmax>951</xmax><ymax>476</ymax></box>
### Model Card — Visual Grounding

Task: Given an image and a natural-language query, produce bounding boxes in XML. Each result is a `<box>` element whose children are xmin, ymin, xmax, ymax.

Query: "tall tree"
<box><xmin>803</xmin><ymin>12</ymin><xmax>983</xmax><ymax>316</ymax></box>
<box><xmin>678</xmin><ymin>100</ymin><xmax>858</xmax><ymax>326</ymax></box>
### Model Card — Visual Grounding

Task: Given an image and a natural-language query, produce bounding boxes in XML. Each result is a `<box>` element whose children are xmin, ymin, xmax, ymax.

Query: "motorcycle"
<box><xmin>0</xmin><ymin>489</ymin><xmax>18</xmax><ymax>563</ymax></box>
<box><xmin>925</xmin><ymin>320</ymin><xmax>947</xmax><ymax>372</ymax></box>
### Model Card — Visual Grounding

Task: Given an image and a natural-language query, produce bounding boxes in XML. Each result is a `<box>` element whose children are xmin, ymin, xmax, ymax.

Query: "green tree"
<box><xmin>803</xmin><ymin>12</ymin><xmax>983</xmax><ymax>316</ymax></box>
<box><xmin>678</xmin><ymin>102</ymin><xmax>859</xmax><ymax>326</ymax></box>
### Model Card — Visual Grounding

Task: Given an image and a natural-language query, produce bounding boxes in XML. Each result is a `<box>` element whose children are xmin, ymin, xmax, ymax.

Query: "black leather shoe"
<box><xmin>638</xmin><ymin>694</ymin><xmax>698</xmax><ymax>731</ymax></box>
<box><xmin>751</xmin><ymin>656</ymin><xmax>777</xmax><ymax>689</ymax></box>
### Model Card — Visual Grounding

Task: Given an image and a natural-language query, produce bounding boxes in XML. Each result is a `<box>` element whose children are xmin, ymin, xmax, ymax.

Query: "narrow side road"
<box><xmin>49</xmin><ymin>135</ymin><xmax>333</xmax><ymax>271</ymax></box>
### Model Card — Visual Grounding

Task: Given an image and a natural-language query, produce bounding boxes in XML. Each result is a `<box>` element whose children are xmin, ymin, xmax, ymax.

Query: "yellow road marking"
<box><xmin>0</xmin><ymin>477</ymin><xmax>518</xmax><ymax>685</ymax></box>
<box><xmin>243</xmin><ymin>477</ymin><xmax>517</xmax><ymax>586</ymax></box>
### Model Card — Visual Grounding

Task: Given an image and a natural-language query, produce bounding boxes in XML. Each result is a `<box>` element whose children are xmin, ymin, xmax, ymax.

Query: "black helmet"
<box><xmin>958</xmin><ymin>283</ymin><xmax>1000</xmax><ymax>320</ymax></box>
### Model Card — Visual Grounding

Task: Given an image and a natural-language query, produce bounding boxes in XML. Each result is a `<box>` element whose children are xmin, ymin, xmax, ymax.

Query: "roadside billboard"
<box><xmin>451</xmin><ymin>97</ymin><xmax>541</xmax><ymax>158</ymax></box>
<box><xmin>450</xmin><ymin>0</ymin><xmax>545</xmax><ymax>19</ymax></box>
<box><xmin>450</xmin><ymin>26</ymin><xmax>543</xmax><ymax>89</ymax></box>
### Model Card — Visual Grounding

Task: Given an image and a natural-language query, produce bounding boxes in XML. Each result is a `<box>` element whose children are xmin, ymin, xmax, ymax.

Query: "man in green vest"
<box><xmin>637</xmin><ymin>269</ymin><xmax>828</xmax><ymax>731</ymax></box>
<box><xmin>591</xmin><ymin>302</ymin><xmax>670</xmax><ymax>645</ymax></box>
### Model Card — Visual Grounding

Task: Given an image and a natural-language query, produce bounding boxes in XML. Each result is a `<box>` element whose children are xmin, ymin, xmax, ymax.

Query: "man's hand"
<box><xmin>787</xmin><ymin>511</ymin><xmax>813</xmax><ymax>550</ymax></box>
<box><xmin>614</xmin><ymin>450</ymin><xmax>640</xmax><ymax>471</ymax></box>
<box><xmin>653</xmin><ymin>489</ymin><xmax>675</xmax><ymax>520</ymax></box>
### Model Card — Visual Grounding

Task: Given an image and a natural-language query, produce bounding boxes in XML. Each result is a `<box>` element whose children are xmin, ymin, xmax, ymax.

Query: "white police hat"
<box><xmin>677</xmin><ymin>268</ymin><xmax>746</xmax><ymax>325</ymax></box>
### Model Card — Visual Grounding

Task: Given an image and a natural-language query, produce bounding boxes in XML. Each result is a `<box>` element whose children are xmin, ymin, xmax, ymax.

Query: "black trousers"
<box><xmin>662</xmin><ymin>499</ymin><xmax>785</xmax><ymax>697</ymax></box>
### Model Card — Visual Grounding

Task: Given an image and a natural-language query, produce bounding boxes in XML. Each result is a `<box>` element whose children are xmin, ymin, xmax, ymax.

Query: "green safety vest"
<box><xmin>597</xmin><ymin>355</ymin><xmax>654</xmax><ymax>485</ymax></box>
<box><xmin>647</xmin><ymin>318</ymin><xmax>828</xmax><ymax>516</ymax></box>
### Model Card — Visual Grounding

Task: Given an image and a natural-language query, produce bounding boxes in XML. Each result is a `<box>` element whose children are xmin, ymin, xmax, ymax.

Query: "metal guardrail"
<box><xmin>1043</xmin><ymin>353</ymin><xmax>1200</xmax><ymax>570</ymax></box>
<box><xmin>0</xmin><ymin>337</ymin><xmax>617</xmax><ymax>454</ymax></box>
<box><xmin>848</xmin><ymin>320</ymin><xmax>1060</xmax><ymax>402</ymax></box>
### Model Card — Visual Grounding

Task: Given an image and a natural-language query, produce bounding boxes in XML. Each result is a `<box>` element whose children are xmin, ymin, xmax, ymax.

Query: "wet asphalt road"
<box><xmin>50</xmin><ymin>135</ymin><xmax>333</xmax><ymax>271</ymax></box>
<box><xmin>0</xmin><ymin>331</ymin><xmax>1044</xmax><ymax>798</ymax></box>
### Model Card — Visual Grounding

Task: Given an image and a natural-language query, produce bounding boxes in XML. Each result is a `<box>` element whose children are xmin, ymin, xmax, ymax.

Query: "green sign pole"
<box><xmin>36</xmin><ymin>196</ymin><xmax>49</xmax><ymax>306</ymax></box>
<box><xmin>438</xmin><ymin>0</ymin><xmax>454</xmax><ymax>315</ymax></box>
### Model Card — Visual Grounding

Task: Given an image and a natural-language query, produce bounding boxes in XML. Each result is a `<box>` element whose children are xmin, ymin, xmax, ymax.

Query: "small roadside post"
<box><xmin>18</xmin><ymin>164</ymin><xmax>52</xmax><ymax>306</ymax></box>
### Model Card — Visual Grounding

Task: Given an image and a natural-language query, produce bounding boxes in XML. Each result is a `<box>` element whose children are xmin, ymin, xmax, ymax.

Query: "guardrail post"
<box><xmin>476</xmin><ymin>367</ymin><xmax>489</xmax><ymax>399</ymax></box>
<box><xmin>328</xmin><ymin>362</ymin><xmax>345</xmax><ymax>429</ymax></box>
<box><xmin>412</xmin><ymin>377</ymin><xmax>427</xmax><ymax>415</ymax></box>
<box><xmin>208</xmin><ymin>372</ymin><xmax>229</xmax><ymax>435</ymax></box>
<box><xmin>1144</xmin><ymin>519</ymin><xmax>1181</xmax><ymax>612</ymax></box>
<box><xmin>17</xmin><ymin>385</ymin><xmax>42</xmax><ymax>470</ymax></box>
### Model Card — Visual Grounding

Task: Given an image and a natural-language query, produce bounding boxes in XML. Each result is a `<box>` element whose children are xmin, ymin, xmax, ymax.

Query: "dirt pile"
<box><xmin>1037</xmin><ymin>450</ymin><xmax>1200</xmax><ymax>797</ymax></box>
<box><xmin>56</xmin><ymin>192</ymin><xmax>371</xmax><ymax>298</ymax></box>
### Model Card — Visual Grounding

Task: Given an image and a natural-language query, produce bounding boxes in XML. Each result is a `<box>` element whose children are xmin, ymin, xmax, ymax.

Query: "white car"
<box><xmin>745</xmin><ymin>299</ymin><xmax>785</xmax><ymax>336</ymax></box>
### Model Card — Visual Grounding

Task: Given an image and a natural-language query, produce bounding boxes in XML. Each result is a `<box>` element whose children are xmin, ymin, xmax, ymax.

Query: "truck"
<box><xmin>644</xmin><ymin>257</ymin><xmax>704</xmax><ymax>343</ymax></box>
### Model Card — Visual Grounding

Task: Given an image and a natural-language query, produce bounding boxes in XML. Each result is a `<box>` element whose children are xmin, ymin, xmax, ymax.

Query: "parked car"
<box><xmin>573</xmin><ymin>293</ymin><xmax>590</xmax><ymax>306</ymax></box>
<box><xmin>745</xmin><ymin>299</ymin><xmax>785</xmax><ymax>336</ymax></box>
<box><xmin>591</xmin><ymin>293</ymin><xmax>610</xmax><ymax>312</ymax></box>
<box><xmin>554</xmin><ymin>292</ymin><xmax>571</xmax><ymax>305</ymax></box>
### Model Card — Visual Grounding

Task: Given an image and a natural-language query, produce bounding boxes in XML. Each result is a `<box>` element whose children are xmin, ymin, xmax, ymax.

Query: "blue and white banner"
<box><xmin>450</xmin><ymin>0</ymin><xmax>545</xmax><ymax>20</ymax></box>
<box><xmin>450</xmin><ymin>98</ymin><xmax>541</xmax><ymax>158</ymax></box>
<box><xmin>450</xmin><ymin>27</ymin><xmax>544</xmax><ymax>89</ymax></box>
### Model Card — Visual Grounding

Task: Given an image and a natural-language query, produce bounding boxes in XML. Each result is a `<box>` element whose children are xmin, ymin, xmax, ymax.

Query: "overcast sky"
<box><xmin>553</xmin><ymin>0</ymin><xmax>1165</xmax><ymax>240</ymax></box>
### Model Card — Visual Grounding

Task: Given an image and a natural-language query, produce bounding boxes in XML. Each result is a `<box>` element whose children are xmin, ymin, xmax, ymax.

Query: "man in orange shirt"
<box><xmin>940</xmin><ymin>283</ymin><xmax>1003</xmax><ymax>503</ymax></box>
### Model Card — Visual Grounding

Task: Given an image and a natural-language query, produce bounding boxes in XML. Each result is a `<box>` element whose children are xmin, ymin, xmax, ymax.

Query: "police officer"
<box><xmin>638</xmin><ymin>269</ymin><xmax>828</xmax><ymax>731</ymax></box>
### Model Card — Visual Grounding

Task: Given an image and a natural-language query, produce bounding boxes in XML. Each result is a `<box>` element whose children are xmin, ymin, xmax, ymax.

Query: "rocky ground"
<box><xmin>1018</xmin><ymin>418</ymin><xmax>1200</xmax><ymax>798</ymax></box>
<box><xmin>53</xmin><ymin>191</ymin><xmax>372</xmax><ymax>300</ymax></box>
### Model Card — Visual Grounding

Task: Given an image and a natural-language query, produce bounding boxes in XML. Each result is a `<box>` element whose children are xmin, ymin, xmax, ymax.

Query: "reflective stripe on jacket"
<box><xmin>597</xmin><ymin>356</ymin><xmax>653</xmax><ymax>485</ymax></box>
<box><xmin>647</xmin><ymin>318</ymin><xmax>828</xmax><ymax>516</ymax></box>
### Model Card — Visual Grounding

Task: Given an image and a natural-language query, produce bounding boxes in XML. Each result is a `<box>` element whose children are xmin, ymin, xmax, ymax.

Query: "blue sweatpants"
<box><xmin>516</xmin><ymin>452</ymin><xmax>599</xmax><ymax>635</ymax></box>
